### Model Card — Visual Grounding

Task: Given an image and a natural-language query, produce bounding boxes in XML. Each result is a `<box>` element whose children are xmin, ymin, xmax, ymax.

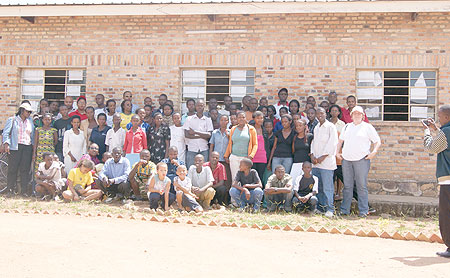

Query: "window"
<box><xmin>181</xmin><ymin>69</ymin><xmax>255</xmax><ymax>111</ymax></box>
<box><xmin>356</xmin><ymin>70</ymin><xmax>437</xmax><ymax>121</ymax></box>
<box><xmin>21</xmin><ymin>69</ymin><xmax>86</xmax><ymax>111</ymax></box>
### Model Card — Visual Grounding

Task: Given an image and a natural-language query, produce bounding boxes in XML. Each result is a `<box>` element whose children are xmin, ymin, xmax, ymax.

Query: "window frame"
<box><xmin>355</xmin><ymin>69</ymin><xmax>438</xmax><ymax>122</ymax></box>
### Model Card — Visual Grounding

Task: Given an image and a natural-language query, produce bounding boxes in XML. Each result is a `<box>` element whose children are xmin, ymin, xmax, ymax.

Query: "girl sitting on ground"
<box><xmin>35</xmin><ymin>152</ymin><xmax>65</xmax><ymax>200</ymax></box>
<box><xmin>62</xmin><ymin>159</ymin><xmax>103</xmax><ymax>202</ymax></box>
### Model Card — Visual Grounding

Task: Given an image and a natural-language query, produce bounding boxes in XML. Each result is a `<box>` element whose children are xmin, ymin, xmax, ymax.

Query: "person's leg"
<box><xmin>265</xmin><ymin>193</ymin><xmax>277</xmax><ymax>212</ymax></box>
<box><xmin>439</xmin><ymin>185</ymin><xmax>450</xmax><ymax>250</ymax></box>
<box><xmin>161</xmin><ymin>192</ymin><xmax>175</xmax><ymax>210</ymax></box>
<box><xmin>308</xmin><ymin>196</ymin><xmax>318</xmax><ymax>211</ymax></box>
<box><xmin>282</xmin><ymin>157</ymin><xmax>293</xmax><ymax>174</ymax></box>
<box><xmin>185</xmin><ymin>151</ymin><xmax>196</xmax><ymax>170</ymax></box>
<box><xmin>6</xmin><ymin>149</ymin><xmax>20</xmax><ymax>193</ymax></box>
<box><xmin>200</xmin><ymin>150</ymin><xmax>209</xmax><ymax>163</ymax></box>
<box><xmin>229</xmin><ymin>187</ymin><xmax>243</xmax><ymax>208</ymax></box>
<box><xmin>19</xmin><ymin>144</ymin><xmax>33</xmax><ymax>196</ymax></box>
<box><xmin>199</xmin><ymin>187</ymin><xmax>215</xmax><ymax>209</ymax></box>
<box><xmin>221</xmin><ymin>161</ymin><xmax>232</xmax><ymax>204</ymax></box>
<box><xmin>34</xmin><ymin>183</ymin><xmax>46</xmax><ymax>196</ymax></box>
<box><xmin>129</xmin><ymin>176</ymin><xmax>141</xmax><ymax>197</ymax></box>
<box><xmin>149</xmin><ymin>192</ymin><xmax>161</xmax><ymax>209</ymax></box>
<box><xmin>62</xmin><ymin>190</ymin><xmax>73</xmax><ymax>201</ymax></box>
<box><xmin>249</xmin><ymin>188</ymin><xmax>263</xmax><ymax>211</ymax></box>
<box><xmin>252</xmin><ymin>163</ymin><xmax>266</xmax><ymax>186</ymax></box>
<box><xmin>334</xmin><ymin>165</ymin><xmax>344</xmax><ymax>200</ymax></box>
<box><xmin>352</xmin><ymin>158</ymin><xmax>370</xmax><ymax>216</ymax></box>
<box><xmin>321</xmin><ymin>169</ymin><xmax>335</xmax><ymax>213</ymax></box>
<box><xmin>213</xmin><ymin>185</ymin><xmax>227</xmax><ymax>206</ymax></box>
<box><xmin>117</xmin><ymin>182</ymin><xmax>132</xmax><ymax>198</ymax></box>
<box><xmin>182</xmin><ymin>194</ymin><xmax>203</xmax><ymax>212</ymax></box>
<box><xmin>83</xmin><ymin>189</ymin><xmax>103</xmax><ymax>201</ymax></box>
<box><xmin>272</xmin><ymin>157</ymin><xmax>282</xmax><ymax>172</ymax></box>
<box><xmin>176</xmin><ymin>192</ymin><xmax>184</xmax><ymax>209</ymax></box>
<box><xmin>290</xmin><ymin>163</ymin><xmax>303</xmax><ymax>187</ymax></box>
<box><xmin>312</xmin><ymin>167</ymin><xmax>325</xmax><ymax>212</ymax></box>
<box><xmin>340</xmin><ymin>160</ymin><xmax>355</xmax><ymax>215</ymax></box>
<box><xmin>283</xmin><ymin>190</ymin><xmax>294</xmax><ymax>212</ymax></box>
<box><xmin>229</xmin><ymin>154</ymin><xmax>243</xmax><ymax>182</ymax></box>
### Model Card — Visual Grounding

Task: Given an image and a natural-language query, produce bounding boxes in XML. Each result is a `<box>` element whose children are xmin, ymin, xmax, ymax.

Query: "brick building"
<box><xmin>1</xmin><ymin>0</ymin><xmax>449</xmax><ymax>197</ymax></box>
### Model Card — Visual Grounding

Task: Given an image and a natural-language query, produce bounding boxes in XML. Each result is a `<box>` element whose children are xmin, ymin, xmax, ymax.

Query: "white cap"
<box><xmin>19</xmin><ymin>103</ymin><xmax>33</xmax><ymax>112</ymax></box>
<box><xmin>350</xmin><ymin>105</ymin><xmax>365</xmax><ymax>115</ymax></box>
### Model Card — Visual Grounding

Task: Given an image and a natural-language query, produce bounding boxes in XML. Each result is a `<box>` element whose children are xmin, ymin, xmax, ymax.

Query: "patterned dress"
<box><xmin>146</xmin><ymin>124</ymin><xmax>171</xmax><ymax>164</ymax></box>
<box><xmin>35</xmin><ymin>127</ymin><xmax>57</xmax><ymax>172</ymax></box>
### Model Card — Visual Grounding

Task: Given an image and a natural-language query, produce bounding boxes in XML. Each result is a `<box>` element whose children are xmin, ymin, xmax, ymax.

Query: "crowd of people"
<box><xmin>1</xmin><ymin>89</ymin><xmax>382</xmax><ymax>217</ymax></box>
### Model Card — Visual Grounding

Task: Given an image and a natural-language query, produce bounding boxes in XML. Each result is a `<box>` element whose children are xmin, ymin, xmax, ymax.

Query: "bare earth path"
<box><xmin>0</xmin><ymin>214</ymin><xmax>448</xmax><ymax>278</ymax></box>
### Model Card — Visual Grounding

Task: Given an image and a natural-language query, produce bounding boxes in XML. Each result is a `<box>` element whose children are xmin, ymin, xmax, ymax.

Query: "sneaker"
<box><xmin>359</xmin><ymin>213</ymin><xmax>368</xmax><ymax>218</ymax></box>
<box><xmin>313</xmin><ymin>209</ymin><xmax>322</xmax><ymax>215</ymax></box>
<box><xmin>324</xmin><ymin>211</ymin><xmax>334</xmax><ymax>218</ymax></box>
<box><xmin>104</xmin><ymin>197</ymin><xmax>114</xmax><ymax>204</ymax></box>
<box><xmin>436</xmin><ymin>249</ymin><xmax>450</xmax><ymax>258</ymax></box>
<box><xmin>114</xmin><ymin>193</ymin><xmax>124</xmax><ymax>201</ymax></box>
<box><xmin>368</xmin><ymin>207</ymin><xmax>376</xmax><ymax>215</ymax></box>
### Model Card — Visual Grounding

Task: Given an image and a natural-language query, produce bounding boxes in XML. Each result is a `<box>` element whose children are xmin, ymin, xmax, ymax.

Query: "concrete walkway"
<box><xmin>367</xmin><ymin>194</ymin><xmax>438</xmax><ymax>217</ymax></box>
<box><xmin>0</xmin><ymin>214</ymin><xmax>448</xmax><ymax>278</ymax></box>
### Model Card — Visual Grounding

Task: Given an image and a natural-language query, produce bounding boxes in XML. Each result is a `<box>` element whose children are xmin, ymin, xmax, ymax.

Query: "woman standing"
<box><xmin>2</xmin><ymin>103</ymin><xmax>35</xmax><ymax>196</ymax></box>
<box><xmin>267</xmin><ymin>105</ymin><xmax>279</xmax><ymax>127</ymax></box>
<box><xmin>329</xmin><ymin>104</ymin><xmax>346</xmax><ymax>200</ymax></box>
<box><xmin>336</xmin><ymin>106</ymin><xmax>381</xmax><ymax>217</ymax></box>
<box><xmin>124</xmin><ymin>115</ymin><xmax>148</xmax><ymax>166</ymax></box>
<box><xmin>33</xmin><ymin>98</ymin><xmax>49</xmax><ymax>127</ymax></box>
<box><xmin>251</xmin><ymin>111</ymin><xmax>269</xmax><ymax>183</ymax></box>
<box><xmin>224</xmin><ymin>111</ymin><xmax>258</xmax><ymax>180</ymax></box>
<box><xmin>146</xmin><ymin>112</ymin><xmax>170</xmax><ymax>164</ymax></box>
<box><xmin>80</xmin><ymin>106</ymin><xmax>98</xmax><ymax>149</ymax></box>
<box><xmin>89</xmin><ymin>113</ymin><xmax>111</xmax><ymax>160</ymax></box>
<box><xmin>63</xmin><ymin>116</ymin><xmax>86</xmax><ymax>174</ymax></box>
<box><xmin>267</xmin><ymin>114</ymin><xmax>295</xmax><ymax>173</ymax></box>
<box><xmin>289</xmin><ymin>100</ymin><xmax>300</xmax><ymax>115</ymax></box>
<box><xmin>120</xmin><ymin>100</ymin><xmax>134</xmax><ymax>130</ymax></box>
<box><xmin>290</xmin><ymin>119</ymin><xmax>313</xmax><ymax>183</ymax></box>
<box><xmin>33</xmin><ymin>113</ymin><xmax>57</xmax><ymax>172</ymax></box>
<box><xmin>69</xmin><ymin>96</ymin><xmax>88</xmax><ymax>121</ymax></box>
<box><xmin>162</xmin><ymin>103</ymin><xmax>174</xmax><ymax>127</ymax></box>
<box><xmin>105</xmin><ymin>99</ymin><xmax>116</xmax><ymax>127</ymax></box>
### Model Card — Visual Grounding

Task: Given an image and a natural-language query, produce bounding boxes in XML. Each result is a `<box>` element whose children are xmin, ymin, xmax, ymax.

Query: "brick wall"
<box><xmin>1</xmin><ymin>12</ymin><xmax>449</xmax><ymax>196</ymax></box>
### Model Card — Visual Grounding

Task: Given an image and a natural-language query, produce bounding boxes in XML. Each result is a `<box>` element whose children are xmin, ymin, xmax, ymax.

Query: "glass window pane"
<box><xmin>207</xmin><ymin>86</ymin><xmax>228</xmax><ymax>94</ymax></box>
<box><xmin>411</xmin><ymin>71</ymin><xmax>436</xmax><ymax>79</ymax></box>
<box><xmin>45</xmin><ymin>85</ymin><xmax>65</xmax><ymax>92</ymax></box>
<box><xmin>384</xmin><ymin>87</ymin><xmax>408</xmax><ymax>96</ymax></box>
<box><xmin>45</xmin><ymin>76</ymin><xmax>66</xmax><ymax>84</ymax></box>
<box><xmin>384</xmin><ymin>71</ymin><xmax>409</xmax><ymax>78</ymax></box>
<box><xmin>384</xmin><ymin>79</ymin><xmax>409</xmax><ymax>86</ymax></box>
<box><xmin>410</xmin><ymin>79</ymin><xmax>436</xmax><ymax>87</ymax></box>
<box><xmin>410</xmin><ymin>106</ymin><xmax>435</xmax><ymax>121</ymax></box>
<box><xmin>182</xmin><ymin>70</ymin><xmax>205</xmax><ymax>86</ymax></box>
<box><xmin>230</xmin><ymin>77</ymin><xmax>254</xmax><ymax>86</ymax></box>
<box><xmin>45</xmin><ymin>70</ymin><xmax>66</xmax><ymax>77</ymax></box>
<box><xmin>361</xmin><ymin>105</ymin><xmax>382</xmax><ymax>121</ymax></box>
<box><xmin>207</xmin><ymin>78</ymin><xmax>229</xmax><ymax>86</ymax></box>
<box><xmin>207</xmin><ymin>70</ymin><xmax>229</xmax><ymax>77</ymax></box>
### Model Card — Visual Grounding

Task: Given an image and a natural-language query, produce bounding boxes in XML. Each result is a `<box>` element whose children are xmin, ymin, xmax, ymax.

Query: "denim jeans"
<box><xmin>272</xmin><ymin>157</ymin><xmax>293</xmax><ymax>173</ymax></box>
<box><xmin>340</xmin><ymin>158</ymin><xmax>370</xmax><ymax>216</ymax></box>
<box><xmin>229</xmin><ymin>187</ymin><xmax>263</xmax><ymax>211</ymax></box>
<box><xmin>312</xmin><ymin>168</ymin><xmax>335</xmax><ymax>213</ymax></box>
<box><xmin>186</xmin><ymin>150</ymin><xmax>209</xmax><ymax>170</ymax></box>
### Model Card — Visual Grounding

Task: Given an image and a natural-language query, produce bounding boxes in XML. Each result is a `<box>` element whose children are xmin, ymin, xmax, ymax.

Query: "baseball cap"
<box><xmin>19</xmin><ymin>103</ymin><xmax>33</xmax><ymax>112</ymax></box>
<box><xmin>350</xmin><ymin>105</ymin><xmax>365</xmax><ymax>115</ymax></box>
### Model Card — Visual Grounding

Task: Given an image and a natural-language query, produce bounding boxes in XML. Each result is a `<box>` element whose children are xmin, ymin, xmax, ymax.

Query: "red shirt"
<box><xmin>341</xmin><ymin>107</ymin><xmax>369</xmax><ymax>124</ymax></box>
<box><xmin>203</xmin><ymin>161</ymin><xmax>227</xmax><ymax>185</ymax></box>
<box><xmin>69</xmin><ymin>110</ymin><xmax>88</xmax><ymax>121</ymax></box>
<box><xmin>123</xmin><ymin>127</ymin><xmax>147</xmax><ymax>154</ymax></box>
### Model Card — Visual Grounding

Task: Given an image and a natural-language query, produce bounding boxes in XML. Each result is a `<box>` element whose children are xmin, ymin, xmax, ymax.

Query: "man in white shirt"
<box><xmin>274</xmin><ymin>88</ymin><xmax>289</xmax><ymax>120</ymax></box>
<box><xmin>183</xmin><ymin>99</ymin><xmax>213</xmax><ymax>169</ymax></box>
<box><xmin>310</xmin><ymin>107</ymin><xmax>338</xmax><ymax>217</ymax></box>
<box><xmin>337</xmin><ymin>106</ymin><xmax>381</xmax><ymax>217</ymax></box>
<box><xmin>105</xmin><ymin>113</ymin><xmax>126</xmax><ymax>152</ymax></box>
<box><xmin>94</xmin><ymin>94</ymin><xmax>106</xmax><ymax>118</ymax></box>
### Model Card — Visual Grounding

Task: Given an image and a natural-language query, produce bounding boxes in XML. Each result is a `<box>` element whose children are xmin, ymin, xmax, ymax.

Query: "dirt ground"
<box><xmin>0</xmin><ymin>214</ymin><xmax>448</xmax><ymax>278</ymax></box>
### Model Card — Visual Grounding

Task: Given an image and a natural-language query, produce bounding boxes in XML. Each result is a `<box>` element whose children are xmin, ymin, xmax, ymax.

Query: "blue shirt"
<box><xmin>89</xmin><ymin>125</ymin><xmax>111</xmax><ymax>160</ymax></box>
<box><xmin>99</xmin><ymin>157</ymin><xmax>131</xmax><ymax>184</ymax></box>
<box><xmin>209</xmin><ymin>129</ymin><xmax>229</xmax><ymax>162</ymax></box>
<box><xmin>160</xmin><ymin>158</ymin><xmax>185</xmax><ymax>182</ymax></box>
<box><xmin>126</xmin><ymin>121</ymin><xmax>149</xmax><ymax>134</ymax></box>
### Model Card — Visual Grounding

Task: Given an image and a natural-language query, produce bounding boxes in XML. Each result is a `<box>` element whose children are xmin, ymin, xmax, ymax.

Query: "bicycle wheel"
<box><xmin>0</xmin><ymin>153</ymin><xmax>8</xmax><ymax>193</ymax></box>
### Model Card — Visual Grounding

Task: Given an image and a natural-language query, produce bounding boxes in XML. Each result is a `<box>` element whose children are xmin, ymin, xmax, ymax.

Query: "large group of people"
<box><xmin>1</xmin><ymin>89</ymin><xmax>382</xmax><ymax>217</ymax></box>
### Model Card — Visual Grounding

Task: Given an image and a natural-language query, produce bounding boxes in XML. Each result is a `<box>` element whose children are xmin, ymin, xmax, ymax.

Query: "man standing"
<box><xmin>310</xmin><ymin>107</ymin><xmax>338</xmax><ymax>218</ymax></box>
<box><xmin>116</xmin><ymin>91</ymin><xmax>139</xmax><ymax>113</ymax></box>
<box><xmin>423</xmin><ymin>105</ymin><xmax>450</xmax><ymax>258</ymax></box>
<box><xmin>204</xmin><ymin>98</ymin><xmax>218</xmax><ymax>118</ymax></box>
<box><xmin>183</xmin><ymin>99</ymin><xmax>213</xmax><ymax>169</ymax></box>
<box><xmin>94</xmin><ymin>94</ymin><xmax>106</xmax><ymax>118</ymax></box>
<box><xmin>274</xmin><ymin>88</ymin><xmax>289</xmax><ymax>119</ymax></box>
<box><xmin>245</xmin><ymin>98</ymin><xmax>258</xmax><ymax>122</ymax></box>
<box><xmin>341</xmin><ymin>95</ymin><xmax>369</xmax><ymax>124</ymax></box>
<box><xmin>218</xmin><ymin>96</ymin><xmax>233</xmax><ymax>116</ymax></box>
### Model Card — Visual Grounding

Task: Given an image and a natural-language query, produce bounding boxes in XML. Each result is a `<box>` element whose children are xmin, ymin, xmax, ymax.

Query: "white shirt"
<box><xmin>218</xmin><ymin>109</ymin><xmax>230</xmax><ymax>116</ymax></box>
<box><xmin>169</xmin><ymin>125</ymin><xmax>186</xmax><ymax>162</ymax></box>
<box><xmin>311</xmin><ymin>120</ymin><xmax>338</xmax><ymax>170</ymax></box>
<box><xmin>174</xmin><ymin>176</ymin><xmax>192</xmax><ymax>193</ymax></box>
<box><xmin>340</xmin><ymin>122</ymin><xmax>381</xmax><ymax>161</ymax></box>
<box><xmin>38</xmin><ymin>161</ymin><xmax>64</xmax><ymax>190</ymax></box>
<box><xmin>274</xmin><ymin>101</ymin><xmax>289</xmax><ymax>120</ymax></box>
<box><xmin>183</xmin><ymin>114</ymin><xmax>214</xmax><ymax>152</ymax></box>
<box><xmin>188</xmin><ymin>165</ymin><xmax>214</xmax><ymax>188</ymax></box>
<box><xmin>105</xmin><ymin>127</ymin><xmax>126</xmax><ymax>151</ymax></box>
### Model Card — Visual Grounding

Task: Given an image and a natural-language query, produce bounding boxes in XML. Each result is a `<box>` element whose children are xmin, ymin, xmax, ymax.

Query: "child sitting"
<box><xmin>292</xmin><ymin>161</ymin><xmax>319</xmax><ymax>213</ymax></box>
<box><xmin>62</xmin><ymin>159</ymin><xmax>103</xmax><ymax>201</ymax></box>
<box><xmin>129</xmin><ymin>149</ymin><xmax>156</xmax><ymax>201</ymax></box>
<box><xmin>148</xmin><ymin>162</ymin><xmax>175</xmax><ymax>211</ymax></box>
<box><xmin>35</xmin><ymin>152</ymin><xmax>65</xmax><ymax>200</ymax></box>
<box><xmin>173</xmin><ymin>165</ymin><xmax>203</xmax><ymax>213</ymax></box>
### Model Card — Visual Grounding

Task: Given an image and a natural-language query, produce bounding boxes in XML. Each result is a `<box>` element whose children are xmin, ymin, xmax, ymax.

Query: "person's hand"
<box><xmin>427</xmin><ymin>118</ymin><xmax>438</xmax><ymax>132</ymax></box>
<box><xmin>336</xmin><ymin>153</ymin><xmax>343</xmax><ymax>161</ymax></box>
<box><xmin>266</xmin><ymin>163</ymin><xmax>271</xmax><ymax>171</ymax></box>
<box><xmin>247</xmin><ymin>156</ymin><xmax>253</xmax><ymax>160</ymax></box>
<box><xmin>73</xmin><ymin>194</ymin><xmax>80</xmax><ymax>201</ymax></box>
<box><xmin>198</xmin><ymin>187</ymin><xmax>206</xmax><ymax>193</ymax></box>
<box><xmin>2</xmin><ymin>143</ymin><xmax>10</xmax><ymax>154</ymax></box>
<box><xmin>159</xmin><ymin>189</ymin><xmax>164</xmax><ymax>195</ymax></box>
<box><xmin>188</xmin><ymin>128</ymin><xmax>196</xmax><ymax>136</ymax></box>
<box><xmin>300</xmin><ymin>196</ymin><xmax>308</xmax><ymax>203</ymax></box>
<box><xmin>171</xmin><ymin>159</ymin><xmax>179</xmax><ymax>167</ymax></box>
<box><xmin>317</xmin><ymin>156</ymin><xmax>326</xmax><ymax>164</ymax></box>
<box><xmin>224</xmin><ymin>157</ymin><xmax>230</xmax><ymax>164</ymax></box>
<box><xmin>244</xmin><ymin>188</ymin><xmax>251</xmax><ymax>200</ymax></box>
<box><xmin>264</xmin><ymin>188</ymin><xmax>273</xmax><ymax>194</ymax></box>
<box><xmin>365</xmin><ymin>152</ymin><xmax>377</xmax><ymax>160</ymax></box>
<box><xmin>139</xmin><ymin>159</ymin><xmax>147</xmax><ymax>166</ymax></box>
<box><xmin>108</xmin><ymin>178</ymin><xmax>115</xmax><ymax>186</ymax></box>
<box><xmin>70</xmin><ymin>155</ymin><xmax>77</xmax><ymax>162</ymax></box>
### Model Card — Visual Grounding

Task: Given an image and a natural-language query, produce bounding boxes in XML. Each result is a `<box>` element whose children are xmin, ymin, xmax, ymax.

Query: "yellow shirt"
<box><xmin>68</xmin><ymin>168</ymin><xmax>94</xmax><ymax>189</ymax></box>
<box><xmin>120</xmin><ymin>113</ymin><xmax>134</xmax><ymax>130</ymax></box>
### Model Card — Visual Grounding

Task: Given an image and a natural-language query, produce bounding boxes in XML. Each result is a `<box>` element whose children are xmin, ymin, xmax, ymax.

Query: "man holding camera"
<box><xmin>423</xmin><ymin>105</ymin><xmax>450</xmax><ymax>258</ymax></box>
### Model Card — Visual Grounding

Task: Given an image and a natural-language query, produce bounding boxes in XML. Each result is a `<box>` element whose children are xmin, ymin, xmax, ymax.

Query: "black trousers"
<box><xmin>440</xmin><ymin>185</ymin><xmax>450</xmax><ymax>249</ymax></box>
<box><xmin>212</xmin><ymin>185</ymin><xmax>228</xmax><ymax>206</ymax></box>
<box><xmin>7</xmin><ymin>144</ymin><xmax>33</xmax><ymax>195</ymax></box>
<box><xmin>252</xmin><ymin>163</ymin><xmax>267</xmax><ymax>188</ymax></box>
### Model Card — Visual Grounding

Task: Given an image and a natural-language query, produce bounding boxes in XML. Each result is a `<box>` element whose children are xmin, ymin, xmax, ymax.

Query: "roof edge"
<box><xmin>0</xmin><ymin>1</ymin><xmax>449</xmax><ymax>17</ymax></box>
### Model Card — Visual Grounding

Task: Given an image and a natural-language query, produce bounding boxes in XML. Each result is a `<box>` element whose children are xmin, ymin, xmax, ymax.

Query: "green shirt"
<box><xmin>231</xmin><ymin>125</ymin><xmax>250</xmax><ymax>157</ymax></box>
